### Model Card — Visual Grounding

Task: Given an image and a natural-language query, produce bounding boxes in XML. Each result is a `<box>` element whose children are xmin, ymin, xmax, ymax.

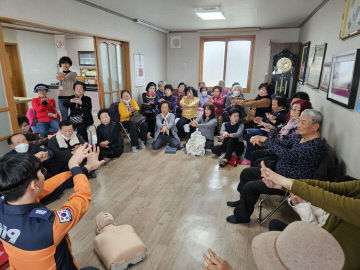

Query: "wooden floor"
<box><xmin>48</xmin><ymin>142</ymin><xmax>297</xmax><ymax>270</ymax></box>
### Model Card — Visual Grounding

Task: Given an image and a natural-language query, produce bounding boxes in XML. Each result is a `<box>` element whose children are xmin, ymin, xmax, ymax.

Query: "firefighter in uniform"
<box><xmin>0</xmin><ymin>144</ymin><xmax>104</xmax><ymax>269</ymax></box>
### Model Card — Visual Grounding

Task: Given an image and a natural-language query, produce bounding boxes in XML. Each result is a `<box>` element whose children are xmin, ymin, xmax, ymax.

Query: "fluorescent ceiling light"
<box><xmin>196</xmin><ymin>7</ymin><xmax>225</xmax><ymax>20</ymax></box>
<box><xmin>135</xmin><ymin>19</ymin><xmax>169</xmax><ymax>34</ymax></box>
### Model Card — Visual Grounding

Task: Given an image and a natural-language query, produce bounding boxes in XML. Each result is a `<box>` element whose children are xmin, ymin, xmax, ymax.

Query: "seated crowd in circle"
<box><xmin>2</xmin><ymin>75</ymin><xmax>358</xmax><ymax>270</ymax></box>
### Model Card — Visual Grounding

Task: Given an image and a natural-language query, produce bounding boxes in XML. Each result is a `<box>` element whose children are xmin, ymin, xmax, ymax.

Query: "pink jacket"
<box><xmin>206</xmin><ymin>96</ymin><xmax>225</xmax><ymax>117</ymax></box>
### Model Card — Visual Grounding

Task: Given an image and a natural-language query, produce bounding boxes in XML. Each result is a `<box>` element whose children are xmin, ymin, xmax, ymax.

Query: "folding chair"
<box><xmin>256</xmin><ymin>142</ymin><xmax>338</xmax><ymax>224</ymax></box>
<box><xmin>118</xmin><ymin>121</ymin><xmax>131</xmax><ymax>141</ymax></box>
<box><xmin>257</xmin><ymin>194</ymin><xmax>290</xmax><ymax>224</ymax></box>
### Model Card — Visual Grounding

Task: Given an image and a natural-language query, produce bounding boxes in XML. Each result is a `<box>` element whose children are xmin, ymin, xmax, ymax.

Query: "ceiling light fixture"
<box><xmin>196</xmin><ymin>7</ymin><xmax>225</xmax><ymax>20</ymax></box>
<box><xmin>135</xmin><ymin>19</ymin><xmax>169</xmax><ymax>34</ymax></box>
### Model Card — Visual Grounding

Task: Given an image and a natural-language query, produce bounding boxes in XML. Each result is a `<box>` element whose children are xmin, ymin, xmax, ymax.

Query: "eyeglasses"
<box><xmin>40</xmin><ymin>167</ymin><xmax>47</xmax><ymax>177</ymax></box>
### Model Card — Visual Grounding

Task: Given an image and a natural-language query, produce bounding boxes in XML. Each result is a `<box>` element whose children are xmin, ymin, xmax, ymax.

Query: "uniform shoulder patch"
<box><xmin>29</xmin><ymin>207</ymin><xmax>52</xmax><ymax>220</ymax></box>
<box><xmin>56</xmin><ymin>208</ymin><xmax>72</xmax><ymax>223</ymax></box>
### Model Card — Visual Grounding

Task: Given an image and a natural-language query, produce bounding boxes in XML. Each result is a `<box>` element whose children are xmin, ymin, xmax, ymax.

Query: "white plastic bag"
<box><xmin>185</xmin><ymin>130</ymin><xmax>206</xmax><ymax>156</ymax></box>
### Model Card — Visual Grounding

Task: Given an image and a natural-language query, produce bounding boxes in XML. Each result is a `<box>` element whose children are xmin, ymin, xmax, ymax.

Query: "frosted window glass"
<box><xmin>225</xmin><ymin>41</ymin><xmax>251</xmax><ymax>88</ymax></box>
<box><xmin>203</xmin><ymin>41</ymin><xmax>225</xmax><ymax>86</ymax></box>
<box><xmin>105</xmin><ymin>94</ymin><xmax>111</xmax><ymax>108</ymax></box>
<box><xmin>112</xmin><ymin>92</ymin><xmax>119</xmax><ymax>103</ymax></box>
<box><xmin>100</xmin><ymin>43</ymin><xmax>110</xmax><ymax>92</ymax></box>
<box><xmin>116</xmin><ymin>45</ymin><xmax>124</xmax><ymax>89</ymax></box>
<box><xmin>109</xmin><ymin>44</ymin><xmax>119</xmax><ymax>90</ymax></box>
<box><xmin>0</xmin><ymin>64</ymin><xmax>8</xmax><ymax>108</ymax></box>
<box><xmin>0</xmin><ymin>112</ymin><xmax>12</xmax><ymax>138</ymax></box>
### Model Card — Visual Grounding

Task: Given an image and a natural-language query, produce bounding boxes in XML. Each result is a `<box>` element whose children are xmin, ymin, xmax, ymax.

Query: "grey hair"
<box><xmin>232</xmin><ymin>84</ymin><xmax>243</xmax><ymax>92</ymax></box>
<box><xmin>301</xmin><ymin>109</ymin><xmax>323</xmax><ymax>126</ymax></box>
<box><xmin>158</xmin><ymin>81</ymin><xmax>166</xmax><ymax>87</ymax></box>
<box><xmin>218</xmin><ymin>80</ymin><xmax>225</xmax><ymax>84</ymax></box>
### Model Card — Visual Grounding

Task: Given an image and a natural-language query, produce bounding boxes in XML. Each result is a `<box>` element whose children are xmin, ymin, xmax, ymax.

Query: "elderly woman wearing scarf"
<box><xmin>152</xmin><ymin>101</ymin><xmax>180</xmax><ymax>150</ymax></box>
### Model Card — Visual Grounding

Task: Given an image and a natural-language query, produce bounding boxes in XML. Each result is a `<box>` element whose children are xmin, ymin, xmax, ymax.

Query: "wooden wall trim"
<box><xmin>0</xmin><ymin>17</ymin><xmax>130</xmax><ymax>42</ymax></box>
<box><xmin>0</xmin><ymin>107</ymin><xmax>9</xmax><ymax>112</ymax></box>
<box><xmin>0</xmin><ymin>136</ymin><xmax>10</xmax><ymax>142</ymax></box>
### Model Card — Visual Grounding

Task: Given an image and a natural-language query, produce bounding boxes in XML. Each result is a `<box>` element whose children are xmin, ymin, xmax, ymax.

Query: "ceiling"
<box><xmin>82</xmin><ymin>0</ymin><xmax>325</xmax><ymax>31</ymax></box>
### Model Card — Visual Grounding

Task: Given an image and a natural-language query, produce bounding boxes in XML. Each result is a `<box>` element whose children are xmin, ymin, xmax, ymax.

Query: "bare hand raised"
<box><xmin>85</xmin><ymin>144</ymin><xmax>106</xmax><ymax>172</ymax></box>
<box><xmin>201</xmin><ymin>249</ymin><xmax>233</xmax><ymax>270</ymax></box>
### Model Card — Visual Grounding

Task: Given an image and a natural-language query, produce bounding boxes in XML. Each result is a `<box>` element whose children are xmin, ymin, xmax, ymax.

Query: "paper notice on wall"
<box><xmin>134</xmin><ymin>54</ymin><xmax>145</xmax><ymax>87</ymax></box>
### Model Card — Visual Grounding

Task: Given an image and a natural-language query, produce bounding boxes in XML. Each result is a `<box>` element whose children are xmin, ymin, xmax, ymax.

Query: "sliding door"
<box><xmin>94</xmin><ymin>37</ymin><xmax>131</xmax><ymax>108</ymax></box>
<box><xmin>0</xmin><ymin>24</ymin><xmax>18</xmax><ymax>140</ymax></box>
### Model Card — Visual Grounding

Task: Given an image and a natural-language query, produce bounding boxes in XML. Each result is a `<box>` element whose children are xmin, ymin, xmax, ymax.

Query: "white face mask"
<box><xmin>201</xmin><ymin>92</ymin><xmax>208</xmax><ymax>97</ymax></box>
<box><xmin>233</xmin><ymin>90</ymin><xmax>240</xmax><ymax>97</ymax></box>
<box><xmin>15</xmin><ymin>143</ymin><xmax>29</xmax><ymax>153</ymax></box>
<box><xmin>123</xmin><ymin>99</ymin><xmax>130</xmax><ymax>105</ymax></box>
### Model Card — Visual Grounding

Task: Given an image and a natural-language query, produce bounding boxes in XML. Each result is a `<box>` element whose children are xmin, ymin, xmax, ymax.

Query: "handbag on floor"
<box><xmin>130</xmin><ymin>113</ymin><xmax>146</xmax><ymax>126</ymax></box>
<box><xmin>185</xmin><ymin>130</ymin><xmax>206</xmax><ymax>156</ymax></box>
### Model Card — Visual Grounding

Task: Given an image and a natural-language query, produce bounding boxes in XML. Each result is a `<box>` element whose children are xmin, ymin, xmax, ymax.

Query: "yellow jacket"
<box><xmin>118</xmin><ymin>99</ymin><xmax>140</xmax><ymax>122</ymax></box>
<box><xmin>180</xmin><ymin>96</ymin><xmax>199</xmax><ymax>120</ymax></box>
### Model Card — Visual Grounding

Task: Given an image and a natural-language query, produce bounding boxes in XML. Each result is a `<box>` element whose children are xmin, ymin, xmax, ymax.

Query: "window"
<box><xmin>78</xmin><ymin>51</ymin><xmax>96</xmax><ymax>66</ymax></box>
<box><xmin>199</xmin><ymin>36</ymin><xmax>255</xmax><ymax>92</ymax></box>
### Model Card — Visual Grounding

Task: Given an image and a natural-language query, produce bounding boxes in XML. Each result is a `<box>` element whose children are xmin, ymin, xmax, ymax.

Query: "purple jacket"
<box><xmin>163</xmin><ymin>94</ymin><xmax>177</xmax><ymax>114</ymax></box>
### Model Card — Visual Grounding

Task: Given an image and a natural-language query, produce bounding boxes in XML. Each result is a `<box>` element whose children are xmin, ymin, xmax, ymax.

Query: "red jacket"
<box><xmin>206</xmin><ymin>96</ymin><xmax>225</xmax><ymax>117</ymax></box>
<box><xmin>32</xmin><ymin>97</ymin><xmax>57</xmax><ymax>122</ymax></box>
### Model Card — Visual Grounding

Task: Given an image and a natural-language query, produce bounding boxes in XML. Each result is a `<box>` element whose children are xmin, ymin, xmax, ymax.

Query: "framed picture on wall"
<box><xmin>298</xmin><ymin>42</ymin><xmax>310</xmax><ymax>84</ymax></box>
<box><xmin>340</xmin><ymin>0</ymin><xmax>360</xmax><ymax>40</ymax></box>
<box><xmin>319</xmin><ymin>62</ymin><xmax>331</xmax><ymax>92</ymax></box>
<box><xmin>78</xmin><ymin>51</ymin><xmax>96</xmax><ymax>66</ymax></box>
<box><xmin>327</xmin><ymin>49</ymin><xmax>360</xmax><ymax>109</ymax></box>
<box><xmin>307</xmin><ymin>43</ymin><xmax>327</xmax><ymax>88</ymax></box>
<box><xmin>304</xmin><ymin>46</ymin><xmax>315</xmax><ymax>84</ymax></box>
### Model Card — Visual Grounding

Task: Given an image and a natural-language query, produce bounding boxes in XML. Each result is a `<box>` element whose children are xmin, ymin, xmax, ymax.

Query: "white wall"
<box><xmin>297</xmin><ymin>0</ymin><xmax>360</xmax><ymax>178</ymax></box>
<box><xmin>167</xmin><ymin>29</ymin><xmax>300</xmax><ymax>98</ymax></box>
<box><xmin>2</xmin><ymin>28</ymin><xmax>58</xmax><ymax>98</ymax></box>
<box><xmin>0</xmin><ymin>0</ymin><xmax>167</xmax><ymax>103</ymax></box>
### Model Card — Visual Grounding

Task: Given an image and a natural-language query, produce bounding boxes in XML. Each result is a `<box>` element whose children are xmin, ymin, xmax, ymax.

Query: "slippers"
<box><xmin>219</xmin><ymin>159</ymin><xmax>228</xmax><ymax>167</ymax></box>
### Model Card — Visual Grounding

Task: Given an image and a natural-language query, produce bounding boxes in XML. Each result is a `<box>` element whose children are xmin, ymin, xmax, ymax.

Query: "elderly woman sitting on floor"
<box><xmin>152</xmin><ymin>101</ymin><xmax>180</xmax><ymax>150</ymax></box>
<box><xmin>226</xmin><ymin>109</ymin><xmax>327</xmax><ymax>224</ymax></box>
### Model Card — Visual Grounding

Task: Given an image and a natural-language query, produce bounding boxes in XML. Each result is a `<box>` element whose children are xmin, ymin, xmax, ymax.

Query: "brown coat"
<box><xmin>242</xmin><ymin>98</ymin><xmax>271</xmax><ymax>122</ymax></box>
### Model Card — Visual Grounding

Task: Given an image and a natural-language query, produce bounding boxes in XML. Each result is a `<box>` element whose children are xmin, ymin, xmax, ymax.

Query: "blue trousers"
<box><xmin>36</xmin><ymin>120</ymin><xmax>60</xmax><ymax>138</ymax></box>
<box><xmin>58</xmin><ymin>97</ymin><xmax>69</xmax><ymax>120</ymax></box>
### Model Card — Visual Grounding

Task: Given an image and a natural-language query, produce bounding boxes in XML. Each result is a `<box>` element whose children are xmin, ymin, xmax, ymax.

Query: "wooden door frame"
<box><xmin>0</xmin><ymin>27</ymin><xmax>18</xmax><ymax>140</ymax></box>
<box><xmin>4</xmin><ymin>42</ymin><xmax>28</xmax><ymax>114</ymax></box>
<box><xmin>94</xmin><ymin>37</ymin><xmax>131</xmax><ymax>108</ymax></box>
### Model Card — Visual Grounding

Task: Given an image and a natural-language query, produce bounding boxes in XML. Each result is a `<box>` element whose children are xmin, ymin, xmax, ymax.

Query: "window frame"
<box><xmin>199</xmin><ymin>35</ymin><xmax>256</xmax><ymax>93</ymax></box>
